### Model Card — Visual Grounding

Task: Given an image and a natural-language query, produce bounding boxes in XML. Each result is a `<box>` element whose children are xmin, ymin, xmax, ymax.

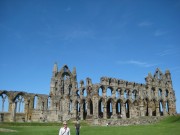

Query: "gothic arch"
<box><xmin>33</xmin><ymin>95</ymin><xmax>38</xmax><ymax>109</ymax></box>
<box><xmin>75</xmin><ymin>100</ymin><xmax>80</xmax><ymax>120</ymax></box>
<box><xmin>14</xmin><ymin>94</ymin><xmax>25</xmax><ymax>113</ymax></box>
<box><xmin>159</xmin><ymin>99</ymin><xmax>164</xmax><ymax>116</ymax></box>
<box><xmin>116</xmin><ymin>99</ymin><xmax>123</xmax><ymax>117</ymax></box>
<box><xmin>106</xmin><ymin>87</ymin><xmax>113</xmax><ymax>97</ymax></box>
<box><xmin>144</xmin><ymin>98</ymin><xmax>150</xmax><ymax>116</ymax></box>
<box><xmin>106</xmin><ymin>98</ymin><xmax>114</xmax><ymax>119</ymax></box>
<box><xmin>81</xmin><ymin>99</ymin><xmax>87</xmax><ymax>120</ymax></box>
<box><xmin>132</xmin><ymin>89</ymin><xmax>138</xmax><ymax>100</ymax></box>
<box><xmin>87</xmin><ymin>98</ymin><xmax>93</xmax><ymax>115</ymax></box>
<box><xmin>125</xmin><ymin>99</ymin><xmax>131</xmax><ymax>118</ymax></box>
<box><xmin>0</xmin><ymin>92</ymin><xmax>9</xmax><ymax>112</ymax></box>
<box><xmin>98</xmin><ymin>86</ymin><xmax>104</xmax><ymax>97</ymax></box>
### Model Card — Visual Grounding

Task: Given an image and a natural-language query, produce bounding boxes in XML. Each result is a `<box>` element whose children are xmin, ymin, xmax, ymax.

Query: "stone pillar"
<box><xmin>10</xmin><ymin>102</ymin><xmax>16</xmax><ymax>122</ymax></box>
<box><xmin>112</xmin><ymin>87</ymin><xmax>116</xmax><ymax>98</ymax></box>
<box><xmin>148</xmin><ymin>108</ymin><xmax>152</xmax><ymax>116</ymax></box>
<box><xmin>121</xmin><ymin>103</ymin><xmax>126</xmax><ymax>119</ymax></box>
<box><xmin>120</xmin><ymin>88</ymin><xmax>124</xmax><ymax>99</ymax></box>
<box><xmin>80</xmin><ymin>103</ymin><xmax>83</xmax><ymax>120</ymax></box>
<box><xmin>93</xmin><ymin>96</ymin><xmax>98</xmax><ymax>119</ymax></box>
<box><xmin>156</xmin><ymin>102</ymin><xmax>160</xmax><ymax>116</ymax></box>
<box><xmin>72</xmin><ymin>102</ymin><xmax>76</xmax><ymax>118</ymax></box>
<box><xmin>112</xmin><ymin>103</ymin><xmax>116</xmax><ymax>118</ymax></box>
<box><xmin>25</xmin><ymin>99</ymin><xmax>29</xmax><ymax>122</ymax></box>
<box><xmin>155</xmin><ymin>87</ymin><xmax>158</xmax><ymax>99</ymax></box>
<box><xmin>103</xmin><ymin>106</ymin><xmax>107</xmax><ymax>119</ymax></box>
<box><xmin>156</xmin><ymin>107</ymin><xmax>160</xmax><ymax>116</ymax></box>
<box><xmin>163</xmin><ymin>102</ymin><xmax>167</xmax><ymax>116</ymax></box>
<box><xmin>139</xmin><ymin>102</ymin><xmax>145</xmax><ymax>117</ymax></box>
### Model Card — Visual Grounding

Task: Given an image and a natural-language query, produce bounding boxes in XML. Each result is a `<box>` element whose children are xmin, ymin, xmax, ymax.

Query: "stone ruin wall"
<box><xmin>0</xmin><ymin>64</ymin><xmax>177</xmax><ymax>123</ymax></box>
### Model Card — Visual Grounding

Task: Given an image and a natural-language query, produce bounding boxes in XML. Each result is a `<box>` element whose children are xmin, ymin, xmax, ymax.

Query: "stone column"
<box><xmin>120</xmin><ymin>88</ymin><xmax>124</xmax><ymax>99</ymax></box>
<box><xmin>25</xmin><ymin>99</ymin><xmax>29</xmax><ymax>122</ymax></box>
<box><xmin>112</xmin><ymin>102</ymin><xmax>116</xmax><ymax>118</ymax></box>
<box><xmin>139</xmin><ymin>100</ymin><xmax>145</xmax><ymax>117</ymax></box>
<box><xmin>10</xmin><ymin>102</ymin><xmax>16</xmax><ymax>122</ymax></box>
<box><xmin>80</xmin><ymin>103</ymin><xmax>83</xmax><ymax>120</ymax></box>
<box><xmin>148</xmin><ymin>108</ymin><xmax>152</xmax><ymax>116</ymax></box>
<box><xmin>103</xmin><ymin>106</ymin><xmax>107</xmax><ymax>119</ymax></box>
<box><xmin>72</xmin><ymin>102</ymin><xmax>76</xmax><ymax>118</ymax></box>
<box><xmin>121</xmin><ymin>103</ymin><xmax>126</xmax><ymax>119</ymax></box>
<box><xmin>156</xmin><ymin>102</ymin><xmax>160</xmax><ymax>116</ymax></box>
<box><xmin>155</xmin><ymin>87</ymin><xmax>158</xmax><ymax>99</ymax></box>
<box><xmin>163</xmin><ymin>102</ymin><xmax>167</xmax><ymax>116</ymax></box>
<box><xmin>93</xmin><ymin>96</ymin><xmax>98</xmax><ymax>119</ymax></box>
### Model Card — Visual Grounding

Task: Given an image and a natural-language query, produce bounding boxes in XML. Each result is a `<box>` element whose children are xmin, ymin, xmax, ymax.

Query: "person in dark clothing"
<box><xmin>75</xmin><ymin>121</ymin><xmax>80</xmax><ymax>135</ymax></box>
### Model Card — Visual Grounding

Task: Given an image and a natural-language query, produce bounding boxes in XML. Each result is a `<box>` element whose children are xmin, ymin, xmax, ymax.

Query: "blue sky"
<box><xmin>0</xmin><ymin>0</ymin><xmax>180</xmax><ymax>113</ymax></box>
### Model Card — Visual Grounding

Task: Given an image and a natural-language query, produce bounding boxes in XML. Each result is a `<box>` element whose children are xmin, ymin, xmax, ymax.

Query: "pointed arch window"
<box><xmin>0</xmin><ymin>93</ymin><xmax>9</xmax><ymax>112</ymax></box>
<box><xmin>15</xmin><ymin>95</ymin><xmax>24</xmax><ymax>113</ymax></box>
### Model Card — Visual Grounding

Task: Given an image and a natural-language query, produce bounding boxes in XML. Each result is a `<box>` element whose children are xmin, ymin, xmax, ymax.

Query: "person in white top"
<box><xmin>59</xmin><ymin>121</ymin><xmax>70</xmax><ymax>135</ymax></box>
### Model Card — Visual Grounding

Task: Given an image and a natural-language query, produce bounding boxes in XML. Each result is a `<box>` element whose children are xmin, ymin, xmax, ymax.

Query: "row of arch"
<box><xmin>0</xmin><ymin>93</ymin><xmax>51</xmax><ymax>113</ymax></box>
<box><xmin>79</xmin><ymin>87</ymin><xmax>170</xmax><ymax>100</ymax></box>
<box><xmin>65</xmin><ymin>98</ymin><xmax>171</xmax><ymax>119</ymax></box>
<box><xmin>0</xmin><ymin>94</ymin><xmax>172</xmax><ymax>120</ymax></box>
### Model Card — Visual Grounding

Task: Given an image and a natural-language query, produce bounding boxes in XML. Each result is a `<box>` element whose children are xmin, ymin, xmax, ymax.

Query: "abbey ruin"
<box><xmin>0</xmin><ymin>64</ymin><xmax>177</xmax><ymax>123</ymax></box>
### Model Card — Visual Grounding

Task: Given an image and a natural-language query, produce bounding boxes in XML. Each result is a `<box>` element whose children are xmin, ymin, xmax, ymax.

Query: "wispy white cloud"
<box><xmin>157</xmin><ymin>48</ymin><xmax>178</xmax><ymax>56</ymax></box>
<box><xmin>154</xmin><ymin>30</ymin><xmax>167</xmax><ymax>36</ymax></box>
<box><xmin>138</xmin><ymin>21</ymin><xmax>153</xmax><ymax>27</ymax></box>
<box><xmin>117</xmin><ymin>60</ymin><xmax>157</xmax><ymax>67</ymax></box>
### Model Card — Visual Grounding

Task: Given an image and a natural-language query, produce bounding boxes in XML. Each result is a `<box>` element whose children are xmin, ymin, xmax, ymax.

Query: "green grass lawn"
<box><xmin>0</xmin><ymin>116</ymin><xmax>180</xmax><ymax>135</ymax></box>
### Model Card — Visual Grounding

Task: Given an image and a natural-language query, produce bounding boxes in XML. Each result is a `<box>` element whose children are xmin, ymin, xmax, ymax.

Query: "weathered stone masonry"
<box><xmin>0</xmin><ymin>64</ymin><xmax>176</xmax><ymax>122</ymax></box>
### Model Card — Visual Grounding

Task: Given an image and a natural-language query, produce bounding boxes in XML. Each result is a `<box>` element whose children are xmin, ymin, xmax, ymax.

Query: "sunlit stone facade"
<box><xmin>0</xmin><ymin>63</ymin><xmax>176</xmax><ymax>122</ymax></box>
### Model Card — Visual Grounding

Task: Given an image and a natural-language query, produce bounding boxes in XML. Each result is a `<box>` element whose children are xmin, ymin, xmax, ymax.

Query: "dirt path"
<box><xmin>0</xmin><ymin>128</ymin><xmax>17</xmax><ymax>132</ymax></box>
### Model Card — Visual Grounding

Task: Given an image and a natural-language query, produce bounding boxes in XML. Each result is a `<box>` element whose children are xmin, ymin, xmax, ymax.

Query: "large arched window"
<box><xmin>106</xmin><ymin>88</ymin><xmax>112</xmax><ymax>97</ymax></box>
<box><xmin>83</xmin><ymin>89</ymin><xmax>87</xmax><ymax>97</ymax></box>
<box><xmin>98</xmin><ymin>87</ymin><xmax>103</xmax><ymax>96</ymax></box>
<box><xmin>158</xmin><ymin>89</ymin><xmax>162</xmax><ymax>97</ymax></box>
<box><xmin>0</xmin><ymin>93</ymin><xmax>9</xmax><ymax>112</ymax></box>
<box><xmin>125</xmin><ymin>100</ymin><xmax>130</xmax><ymax>118</ymax></box>
<box><xmin>107</xmin><ymin>99</ymin><xmax>112</xmax><ymax>119</ymax></box>
<box><xmin>33</xmin><ymin>95</ymin><xmax>38</xmax><ymax>109</ymax></box>
<box><xmin>116</xmin><ymin>99</ymin><xmax>122</xmax><ymax>117</ymax></box>
<box><xmin>132</xmin><ymin>90</ymin><xmax>137</xmax><ymax>100</ymax></box>
<box><xmin>159</xmin><ymin>101</ymin><xmax>163</xmax><ymax>116</ymax></box>
<box><xmin>116</xmin><ymin>89</ymin><xmax>120</xmax><ymax>98</ymax></box>
<box><xmin>98</xmin><ymin>99</ymin><xmax>103</xmax><ymax>118</ymax></box>
<box><xmin>124</xmin><ymin>90</ymin><xmax>128</xmax><ymax>99</ymax></box>
<box><xmin>89</xmin><ymin>99</ymin><xmax>93</xmax><ymax>115</ymax></box>
<box><xmin>166</xmin><ymin>101</ymin><xmax>169</xmax><ymax>113</ymax></box>
<box><xmin>151</xmin><ymin>88</ymin><xmax>155</xmax><ymax>97</ymax></box>
<box><xmin>15</xmin><ymin>95</ymin><xmax>24</xmax><ymax>113</ymax></box>
<box><xmin>47</xmin><ymin>97</ymin><xmax>51</xmax><ymax>109</ymax></box>
<box><xmin>83</xmin><ymin>99</ymin><xmax>87</xmax><ymax>119</ymax></box>
<box><xmin>76</xmin><ymin>90</ymin><xmax>80</xmax><ymax>97</ymax></box>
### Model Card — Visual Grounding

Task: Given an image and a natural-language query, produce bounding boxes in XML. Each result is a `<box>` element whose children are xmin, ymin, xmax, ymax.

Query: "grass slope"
<box><xmin>0</xmin><ymin>116</ymin><xmax>179</xmax><ymax>135</ymax></box>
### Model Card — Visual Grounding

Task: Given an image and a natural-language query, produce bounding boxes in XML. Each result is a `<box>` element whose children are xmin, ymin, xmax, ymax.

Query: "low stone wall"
<box><xmin>93</xmin><ymin>116</ymin><xmax>165</xmax><ymax>126</ymax></box>
<box><xmin>0</xmin><ymin>113</ymin><xmax>11</xmax><ymax>122</ymax></box>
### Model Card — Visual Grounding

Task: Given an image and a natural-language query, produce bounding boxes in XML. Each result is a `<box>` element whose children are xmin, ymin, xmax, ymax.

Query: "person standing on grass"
<box><xmin>75</xmin><ymin>121</ymin><xmax>81</xmax><ymax>135</ymax></box>
<box><xmin>59</xmin><ymin>121</ymin><xmax>70</xmax><ymax>135</ymax></box>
